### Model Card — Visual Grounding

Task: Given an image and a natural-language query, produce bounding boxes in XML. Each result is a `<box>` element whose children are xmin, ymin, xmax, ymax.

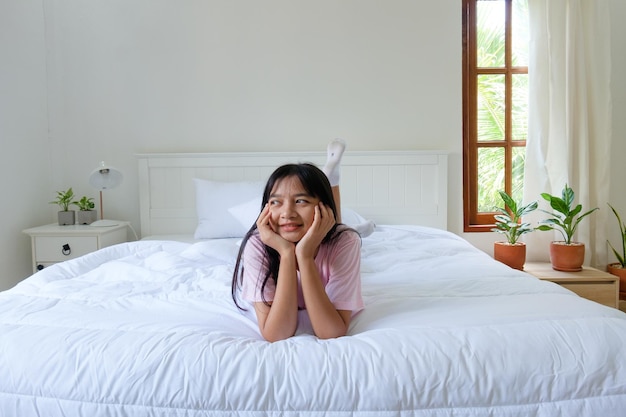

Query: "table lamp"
<box><xmin>88</xmin><ymin>161</ymin><xmax>123</xmax><ymax>227</ymax></box>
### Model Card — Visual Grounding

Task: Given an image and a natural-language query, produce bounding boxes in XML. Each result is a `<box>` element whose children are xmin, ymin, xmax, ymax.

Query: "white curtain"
<box><xmin>523</xmin><ymin>0</ymin><xmax>612</xmax><ymax>268</ymax></box>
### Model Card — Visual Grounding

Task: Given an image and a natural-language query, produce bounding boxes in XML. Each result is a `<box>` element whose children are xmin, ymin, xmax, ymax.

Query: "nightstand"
<box><xmin>525</xmin><ymin>262</ymin><xmax>619</xmax><ymax>309</ymax></box>
<box><xmin>23</xmin><ymin>222</ymin><xmax>128</xmax><ymax>272</ymax></box>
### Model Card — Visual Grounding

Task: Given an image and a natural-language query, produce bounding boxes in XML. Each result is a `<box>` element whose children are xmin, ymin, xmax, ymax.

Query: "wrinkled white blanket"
<box><xmin>1</xmin><ymin>225</ymin><xmax>626</xmax><ymax>416</ymax></box>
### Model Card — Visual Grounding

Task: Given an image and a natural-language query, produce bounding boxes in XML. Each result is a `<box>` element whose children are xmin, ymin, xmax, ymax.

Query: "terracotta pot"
<box><xmin>494</xmin><ymin>242</ymin><xmax>526</xmax><ymax>270</ymax></box>
<box><xmin>607</xmin><ymin>263</ymin><xmax>626</xmax><ymax>301</ymax></box>
<box><xmin>549</xmin><ymin>241</ymin><xmax>585</xmax><ymax>271</ymax></box>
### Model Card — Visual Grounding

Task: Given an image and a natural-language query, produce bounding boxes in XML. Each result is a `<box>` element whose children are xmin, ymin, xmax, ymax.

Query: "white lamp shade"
<box><xmin>89</xmin><ymin>161</ymin><xmax>123</xmax><ymax>191</ymax></box>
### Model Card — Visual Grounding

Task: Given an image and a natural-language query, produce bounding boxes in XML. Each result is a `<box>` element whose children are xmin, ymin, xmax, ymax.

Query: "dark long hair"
<box><xmin>231</xmin><ymin>163</ymin><xmax>348</xmax><ymax>309</ymax></box>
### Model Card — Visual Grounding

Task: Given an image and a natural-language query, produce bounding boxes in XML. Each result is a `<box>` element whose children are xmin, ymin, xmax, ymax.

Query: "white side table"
<box><xmin>23</xmin><ymin>222</ymin><xmax>128</xmax><ymax>272</ymax></box>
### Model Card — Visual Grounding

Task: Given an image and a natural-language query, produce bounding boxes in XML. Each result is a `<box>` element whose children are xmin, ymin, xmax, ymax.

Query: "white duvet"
<box><xmin>1</xmin><ymin>226</ymin><xmax>626</xmax><ymax>416</ymax></box>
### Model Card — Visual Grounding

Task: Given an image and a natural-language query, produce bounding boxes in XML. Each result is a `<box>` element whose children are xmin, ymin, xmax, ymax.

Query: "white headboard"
<box><xmin>137</xmin><ymin>151</ymin><xmax>448</xmax><ymax>238</ymax></box>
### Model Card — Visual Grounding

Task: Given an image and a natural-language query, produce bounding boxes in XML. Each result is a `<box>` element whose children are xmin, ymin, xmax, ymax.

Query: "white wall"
<box><xmin>38</xmin><ymin>0</ymin><xmax>464</xmax><ymax>248</ymax></box>
<box><xmin>1</xmin><ymin>0</ymin><xmax>625</xmax><ymax>290</ymax></box>
<box><xmin>0</xmin><ymin>1</ymin><xmax>51</xmax><ymax>289</ymax></box>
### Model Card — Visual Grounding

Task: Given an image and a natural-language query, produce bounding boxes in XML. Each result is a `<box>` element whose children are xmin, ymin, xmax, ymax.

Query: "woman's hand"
<box><xmin>256</xmin><ymin>204</ymin><xmax>293</xmax><ymax>255</ymax></box>
<box><xmin>296</xmin><ymin>202</ymin><xmax>335</xmax><ymax>260</ymax></box>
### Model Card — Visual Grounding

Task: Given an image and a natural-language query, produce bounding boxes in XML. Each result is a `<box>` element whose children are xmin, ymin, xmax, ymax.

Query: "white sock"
<box><xmin>323</xmin><ymin>138</ymin><xmax>346</xmax><ymax>186</ymax></box>
<box><xmin>353</xmin><ymin>220</ymin><xmax>376</xmax><ymax>237</ymax></box>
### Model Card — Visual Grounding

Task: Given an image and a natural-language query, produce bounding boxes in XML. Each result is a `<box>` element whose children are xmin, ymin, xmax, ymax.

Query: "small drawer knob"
<box><xmin>61</xmin><ymin>243</ymin><xmax>71</xmax><ymax>256</ymax></box>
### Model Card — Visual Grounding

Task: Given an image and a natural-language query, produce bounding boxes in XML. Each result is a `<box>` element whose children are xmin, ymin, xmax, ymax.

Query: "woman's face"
<box><xmin>268</xmin><ymin>176</ymin><xmax>320</xmax><ymax>243</ymax></box>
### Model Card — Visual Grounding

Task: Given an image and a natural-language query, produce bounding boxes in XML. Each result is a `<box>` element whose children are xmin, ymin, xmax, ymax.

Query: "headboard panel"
<box><xmin>137</xmin><ymin>151</ymin><xmax>448</xmax><ymax>237</ymax></box>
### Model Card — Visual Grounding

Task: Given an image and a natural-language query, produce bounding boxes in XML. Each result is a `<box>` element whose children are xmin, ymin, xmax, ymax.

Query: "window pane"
<box><xmin>464</xmin><ymin>0</ymin><xmax>530</xmax><ymax>230</ymax></box>
<box><xmin>478</xmin><ymin>147</ymin><xmax>504</xmax><ymax>212</ymax></box>
<box><xmin>477</xmin><ymin>74</ymin><xmax>505</xmax><ymax>142</ymax></box>
<box><xmin>512</xmin><ymin>146</ymin><xmax>526</xmax><ymax>203</ymax></box>
<box><xmin>512</xmin><ymin>0</ymin><xmax>529</xmax><ymax>66</ymax></box>
<box><xmin>512</xmin><ymin>73</ymin><xmax>528</xmax><ymax>141</ymax></box>
<box><xmin>477</xmin><ymin>0</ymin><xmax>505</xmax><ymax>68</ymax></box>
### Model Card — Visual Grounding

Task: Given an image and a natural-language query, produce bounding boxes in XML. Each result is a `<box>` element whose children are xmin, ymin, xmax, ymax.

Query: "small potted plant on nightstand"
<box><xmin>50</xmin><ymin>187</ymin><xmax>76</xmax><ymax>225</ymax></box>
<box><xmin>537</xmin><ymin>184</ymin><xmax>598</xmax><ymax>271</ymax></box>
<box><xmin>73</xmin><ymin>196</ymin><xmax>97</xmax><ymax>225</ymax></box>
<box><xmin>607</xmin><ymin>203</ymin><xmax>626</xmax><ymax>300</ymax></box>
<box><xmin>491</xmin><ymin>190</ymin><xmax>538</xmax><ymax>270</ymax></box>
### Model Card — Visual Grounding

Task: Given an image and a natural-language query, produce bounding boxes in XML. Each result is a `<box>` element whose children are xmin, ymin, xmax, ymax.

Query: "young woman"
<box><xmin>231</xmin><ymin>140</ymin><xmax>364</xmax><ymax>342</ymax></box>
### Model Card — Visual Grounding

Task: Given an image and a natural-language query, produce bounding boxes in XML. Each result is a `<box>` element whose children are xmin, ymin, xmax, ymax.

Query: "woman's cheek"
<box><xmin>269</xmin><ymin>210</ymin><xmax>279</xmax><ymax>225</ymax></box>
<box><xmin>304</xmin><ymin>210</ymin><xmax>316</xmax><ymax>226</ymax></box>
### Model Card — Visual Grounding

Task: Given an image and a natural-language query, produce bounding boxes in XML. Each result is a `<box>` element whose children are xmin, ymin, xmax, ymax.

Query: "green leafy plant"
<box><xmin>536</xmin><ymin>184</ymin><xmax>598</xmax><ymax>244</ymax></box>
<box><xmin>49</xmin><ymin>188</ymin><xmax>75</xmax><ymax>212</ymax></box>
<box><xmin>491</xmin><ymin>190</ymin><xmax>538</xmax><ymax>244</ymax></box>
<box><xmin>73</xmin><ymin>196</ymin><xmax>95</xmax><ymax>211</ymax></box>
<box><xmin>607</xmin><ymin>203</ymin><xmax>626</xmax><ymax>268</ymax></box>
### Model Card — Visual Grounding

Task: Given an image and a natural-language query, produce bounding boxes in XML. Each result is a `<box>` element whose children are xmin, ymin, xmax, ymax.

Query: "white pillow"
<box><xmin>228</xmin><ymin>197</ymin><xmax>262</xmax><ymax>230</ymax></box>
<box><xmin>341</xmin><ymin>207</ymin><xmax>368</xmax><ymax>227</ymax></box>
<box><xmin>193</xmin><ymin>179</ymin><xmax>264</xmax><ymax>239</ymax></box>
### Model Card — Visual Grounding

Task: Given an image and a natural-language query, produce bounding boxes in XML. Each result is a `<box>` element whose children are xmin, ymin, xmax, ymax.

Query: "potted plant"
<box><xmin>607</xmin><ymin>203</ymin><xmax>626</xmax><ymax>300</ymax></box>
<box><xmin>491</xmin><ymin>190</ymin><xmax>538</xmax><ymax>270</ymax></box>
<box><xmin>50</xmin><ymin>187</ymin><xmax>76</xmax><ymax>225</ymax></box>
<box><xmin>537</xmin><ymin>184</ymin><xmax>598</xmax><ymax>271</ymax></box>
<box><xmin>73</xmin><ymin>196</ymin><xmax>97</xmax><ymax>225</ymax></box>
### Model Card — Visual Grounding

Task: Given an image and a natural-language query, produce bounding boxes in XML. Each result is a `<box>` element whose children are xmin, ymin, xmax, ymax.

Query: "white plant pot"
<box><xmin>76</xmin><ymin>210</ymin><xmax>98</xmax><ymax>225</ymax></box>
<box><xmin>57</xmin><ymin>210</ymin><xmax>75</xmax><ymax>225</ymax></box>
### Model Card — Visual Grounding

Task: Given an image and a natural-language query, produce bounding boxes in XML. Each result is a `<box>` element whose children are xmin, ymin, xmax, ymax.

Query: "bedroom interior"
<box><xmin>4</xmin><ymin>150</ymin><xmax>626</xmax><ymax>415</ymax></box>
<box><xmin>1</xmin><ymin>1</ymin><xmax>625</xmax><ymax>290</ymax></box>
<box><xmin>1</xmin><ymin>1</ymin><xmax>626</xmax><ymax>415</ymax></box>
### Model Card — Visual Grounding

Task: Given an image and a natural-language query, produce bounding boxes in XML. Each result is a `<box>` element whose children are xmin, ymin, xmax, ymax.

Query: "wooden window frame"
<box><xmin>462</xmin><ymin>0</ymin><xmax>528</xmax><ymax>232</ymax></box>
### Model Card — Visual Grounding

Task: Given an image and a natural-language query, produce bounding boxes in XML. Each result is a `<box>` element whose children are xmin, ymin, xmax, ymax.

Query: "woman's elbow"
<box><xmin>314</xmin><ymin>325</ymin><xmax>348</xmax><ymax>340</ymax></box>
<box><xmin>261</xmin><ymin>327</ymin><xmax>296</xmax><ymax>343</ymax></box>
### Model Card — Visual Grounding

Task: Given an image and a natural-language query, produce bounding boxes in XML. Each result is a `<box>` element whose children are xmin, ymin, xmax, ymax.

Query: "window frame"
<box><xmin>462</xmin><ymin>0</ymin><xmax>528</xmax><ymax>232</ymax></box>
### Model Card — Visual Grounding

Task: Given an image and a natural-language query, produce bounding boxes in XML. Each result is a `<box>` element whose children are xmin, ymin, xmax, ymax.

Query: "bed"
<box><xmin>1</xmin><ymin>151</ymin><xmax>626</xmax><ymax>416</ymax></box>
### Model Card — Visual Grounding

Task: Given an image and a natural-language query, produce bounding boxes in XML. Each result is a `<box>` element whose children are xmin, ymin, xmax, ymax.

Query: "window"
<box><xmin>462</xmin><ymin>0</ymin><xmax>529</xmax><ymax>232</ymax></box>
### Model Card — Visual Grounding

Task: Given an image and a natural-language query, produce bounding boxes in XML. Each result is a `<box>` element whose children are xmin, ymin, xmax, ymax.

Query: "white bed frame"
<box><xmin>137</xmin><ymin>151</ymin><xmax>448</xmax><ymax>238</ymax></box>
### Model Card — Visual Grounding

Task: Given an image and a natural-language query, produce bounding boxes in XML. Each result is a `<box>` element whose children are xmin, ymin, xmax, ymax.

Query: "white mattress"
<box><xmin>1</xmin><ymin>225</ymin><xmax>626</xmax><ymax>416</ymax></box>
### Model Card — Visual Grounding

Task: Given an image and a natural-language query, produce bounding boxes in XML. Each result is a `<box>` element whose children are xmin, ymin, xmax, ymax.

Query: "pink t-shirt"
<box><xmin>240</xmin><ymin>228</ymin><xmax>363</xmax><ymax>312</ymax></box>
